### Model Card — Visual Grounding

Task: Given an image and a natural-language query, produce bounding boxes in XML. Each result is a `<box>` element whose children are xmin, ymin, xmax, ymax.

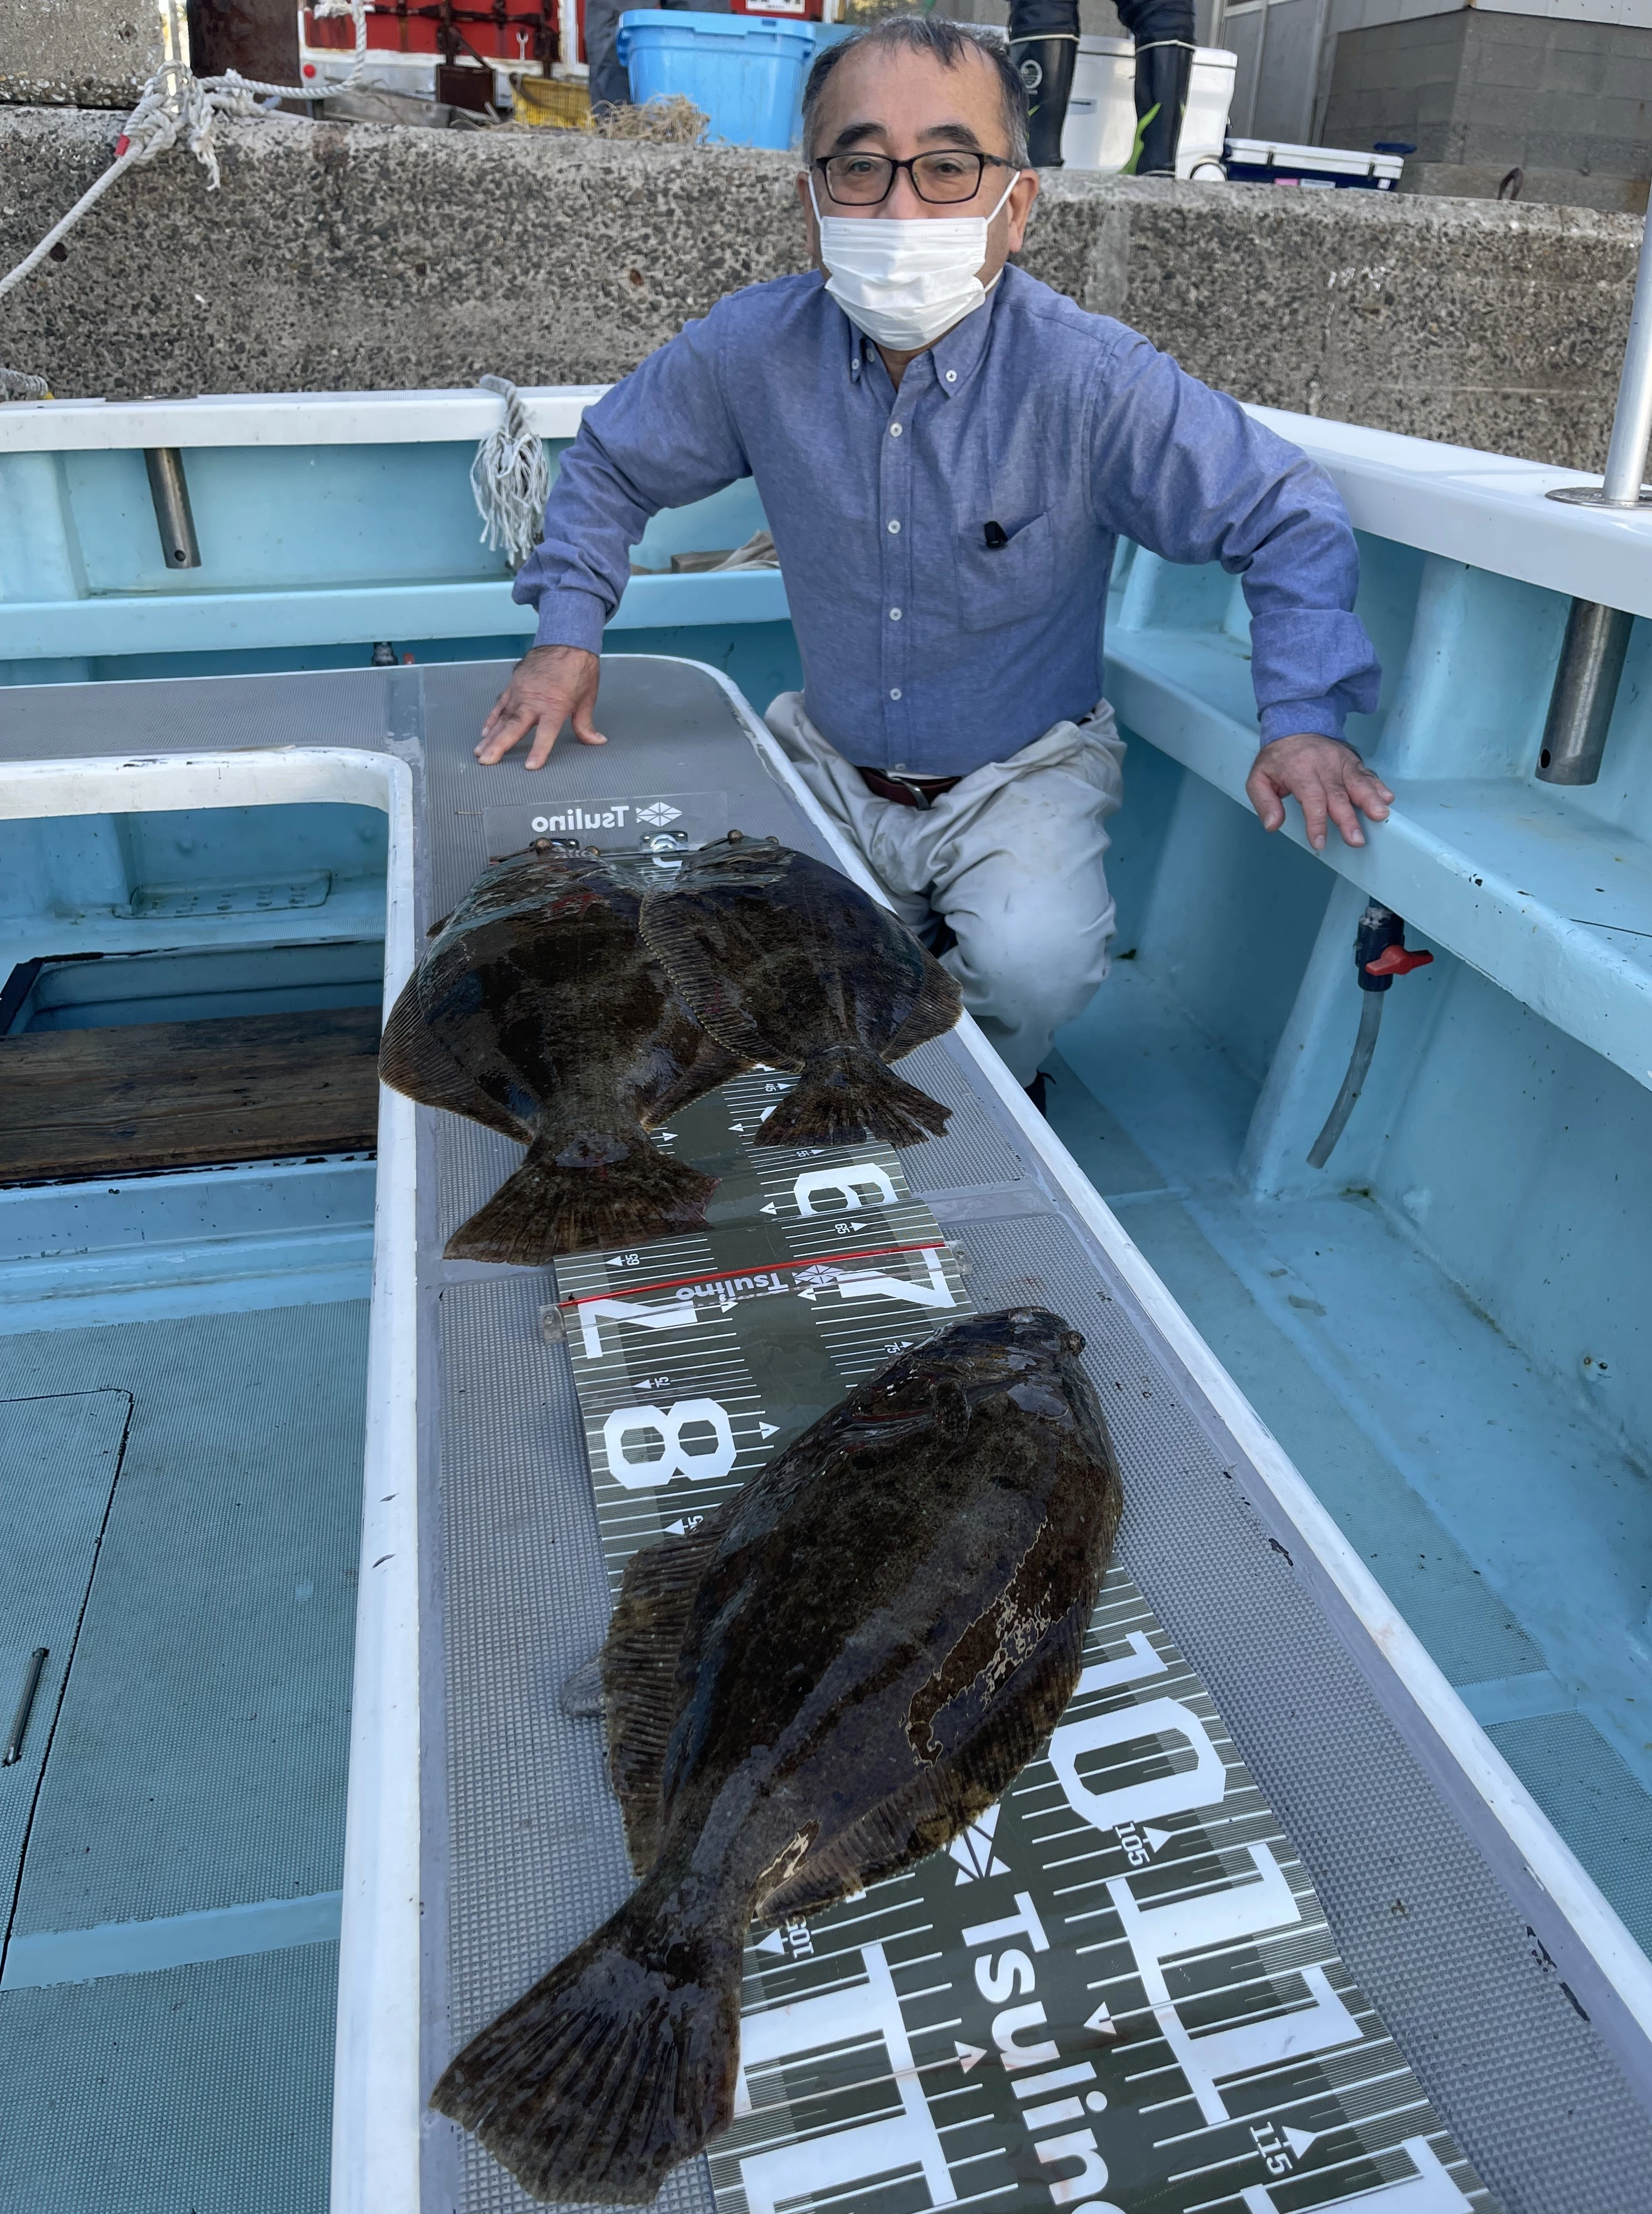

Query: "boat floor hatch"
<box><xmin>0</xmin><ymin>1303</ymin><xmax>367</xmax><ymax>2212</ymax></box>
<box><xmin>4</xmin><ymin>661</ymin><xmax>1651</xmax><ymax>2214</ymax></box>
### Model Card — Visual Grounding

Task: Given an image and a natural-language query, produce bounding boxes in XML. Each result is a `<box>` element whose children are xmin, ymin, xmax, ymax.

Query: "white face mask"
<box><xmin>809</xmin><ymin>170</ymin><xmax>1021</xmax><ymax>353</ymax></box>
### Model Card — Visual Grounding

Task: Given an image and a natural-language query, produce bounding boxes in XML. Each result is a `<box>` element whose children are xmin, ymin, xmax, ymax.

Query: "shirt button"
<box><xmin>889</xmin><ymin>607</ymin><xmax>902</xmax><ymax>621</ymax></box>
<box><xmin>945</xmin><ymin>370</ymin><xmax>957</xmax><ymax>383</ymax></box>
<box><xmin>890</xmin><ymin>687</ymin><xmax>902</xmax><ymax>701</ymax></box>
<box><xmin>889</xmin><ymin>422</ymin><xmax>903</xmax><ymax>438</ymax></box>
<box><xmin>887</xmin><ymin>519</ymin><xmax>901</xmax><ymax>534</ymax></box>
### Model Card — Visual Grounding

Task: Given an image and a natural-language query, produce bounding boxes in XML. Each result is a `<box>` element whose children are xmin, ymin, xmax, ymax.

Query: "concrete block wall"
<box><xmin>1324</xmin><ymin>9</ymin><xmax>1652</xmax><ymax>213</ymax></box>
<box><xmin>0</xmin><ymin>0</ymin><xmax>173</xmax><ymax>108</ymax></box>
<box><xmin>0</xmin><ymin>107</ymin><xmax>1638</xmax><ymax>468</ymax></box>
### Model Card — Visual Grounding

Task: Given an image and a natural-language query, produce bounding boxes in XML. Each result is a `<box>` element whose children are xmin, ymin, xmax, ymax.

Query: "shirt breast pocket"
<box><xmin>954</xmin><ymin>509</ymin><xmax>1056</xmax><ymax>629</ymax></box>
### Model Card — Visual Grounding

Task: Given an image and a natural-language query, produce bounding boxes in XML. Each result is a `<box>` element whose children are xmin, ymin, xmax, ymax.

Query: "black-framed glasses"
<box><xmin>814</xmin><ymin>150</ymin><xmax>1014</xmax><ymax>206</ymax></box>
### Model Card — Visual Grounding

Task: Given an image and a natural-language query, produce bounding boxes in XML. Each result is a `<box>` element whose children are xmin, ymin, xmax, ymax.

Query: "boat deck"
<box><xmin>1</xmin><ymin>657</ymin><xmax>1650</xmax><ymax>2214</ymax></box>
<box><xmin>0</xmin><ymin>1303</ymin><xmax>366</xmax><ymax>2212</ymax></box>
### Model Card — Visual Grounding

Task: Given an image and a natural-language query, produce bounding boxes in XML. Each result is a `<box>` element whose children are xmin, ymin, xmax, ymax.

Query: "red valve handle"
<box><xmin>1365</xmin><ymin>944</ymin><xmax>1434</xmax><ymax>978</ymax></box>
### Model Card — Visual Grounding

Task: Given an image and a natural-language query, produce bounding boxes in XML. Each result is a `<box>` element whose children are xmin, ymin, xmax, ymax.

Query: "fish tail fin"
<box><xmin>431</xmin><ymin>1868</ymin><xmax>745</xmax><ymax>2205</ymax></box>
<box><xmin>444</xmin><ymin>1137</ymin><xmax>718</xmax><ymax>1265</ymax></box>
<box><xmin>756</xmin><ymin>1045</ymin><xmax>951</xmax><ymax>1149</ymax></box>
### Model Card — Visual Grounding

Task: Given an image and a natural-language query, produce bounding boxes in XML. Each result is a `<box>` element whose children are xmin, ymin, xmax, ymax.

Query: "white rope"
<box><xmin>470</xmin><ymin>374</ymin><xmax>551</xmax><ymax>569</ymax></box>
<box><xmin>0</xmin><ymin>0</ymin><xmax>368</xmax><ymax>394</ymax></box>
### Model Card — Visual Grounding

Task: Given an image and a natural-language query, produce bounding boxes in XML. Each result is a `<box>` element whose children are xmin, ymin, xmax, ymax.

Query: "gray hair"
<box><xmin>801</xmin><ymin>17</ymin><xmax>1031</xmax><ymax>169</ymax></box>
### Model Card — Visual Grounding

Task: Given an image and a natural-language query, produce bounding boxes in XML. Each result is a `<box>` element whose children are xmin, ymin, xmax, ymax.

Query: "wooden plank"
<box><xmin>0</xmin><ymin>1006</ymin><xmax>383</xmax><ymax>1182</ymax></box>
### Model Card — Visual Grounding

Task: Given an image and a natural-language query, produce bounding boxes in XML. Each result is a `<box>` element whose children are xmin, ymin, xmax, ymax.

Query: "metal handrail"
<box><xmin>1538</xmin><ymin>201</ymin><xmax>1652</xmax><ymax>784</ymax></box>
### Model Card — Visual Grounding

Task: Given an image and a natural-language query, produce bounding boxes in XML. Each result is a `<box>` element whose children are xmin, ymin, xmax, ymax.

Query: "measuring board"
<box><xmin>557</xmin><ymin>1069</ymin><xmax>1496</xmax><ymax>2214</ymax></box>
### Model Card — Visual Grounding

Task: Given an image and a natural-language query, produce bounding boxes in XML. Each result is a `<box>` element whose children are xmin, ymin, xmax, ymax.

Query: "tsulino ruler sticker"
<box><xmin>712</xmin><ymin>1580</ymin><xmax>1499</xmax><ymax>2214</ymax></box>
<box><xmin>482</xmin><ymin>790</ymin><xmax>728</xmax><ymax>860</ymax></box>
<box><xmin>560</xmin><ymin>1069</ymin><xmax>969</xmax><ymax>1591</ymax></box>
<box><xmin>560</xmin><ymin>1070</ymin><xmax>1500</xmax><ymax>2214</ymax></box>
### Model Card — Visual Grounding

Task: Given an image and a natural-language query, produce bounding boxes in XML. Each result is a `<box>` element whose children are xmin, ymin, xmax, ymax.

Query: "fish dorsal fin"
<box><xmin>378</xmin><ymin>970</ymin><xmax>532</xmax><ymax>1143</ymax></box>
<box><xmin>601</xmin><ymin>1509</ymin><xmax>730</xmax><ymax>1876</ymax></box>
<box><xmin>886</xmin><ymin>952</ymin><xmax>964</xmax><ymax>1063</ymax></box>
<box><xmin>637</xmin><ymin>895</ymin><xmax>777</xmax><ymax>1065</ymax></box>
<box><xmin>639</xmin><ymin>1018</ymin><xmax>750</xmax><ymax>1133</ymax></box>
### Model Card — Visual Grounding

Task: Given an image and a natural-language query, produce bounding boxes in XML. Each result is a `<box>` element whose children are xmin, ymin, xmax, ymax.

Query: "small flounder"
<box><xmin>379</xmin><ymin>848</ymin><xmax>745</xmax><ymax>1261</ymax></box>
<box><xmin>639</xmin><ymin>835</ymin><xmax>961</xmax><ymax>1149</ymax></box>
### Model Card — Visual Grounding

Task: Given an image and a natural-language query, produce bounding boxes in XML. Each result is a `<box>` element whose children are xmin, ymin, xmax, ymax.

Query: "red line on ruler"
<box><xmin>559</xmin><ymin>1241</ymin><xmax>947</xmax><ymax>1309</ymax></box>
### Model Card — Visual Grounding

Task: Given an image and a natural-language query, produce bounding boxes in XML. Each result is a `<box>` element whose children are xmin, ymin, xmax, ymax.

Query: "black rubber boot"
<box><xmin>1009</xmin><ymin>36</ymin><xmax>1078</xmax><ymax>169</ymax></box>
<box><xmin>1126</xmin><ymin>38</ymin><xmax>1194</xmax><ymax>176</ymax></box>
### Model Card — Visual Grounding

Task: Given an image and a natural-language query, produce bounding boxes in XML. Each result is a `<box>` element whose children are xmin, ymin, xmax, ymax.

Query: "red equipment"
<box><xmin>302</xmin><ymin>0</ymin><xmax>564</xmax><ymax>68</ymax></box>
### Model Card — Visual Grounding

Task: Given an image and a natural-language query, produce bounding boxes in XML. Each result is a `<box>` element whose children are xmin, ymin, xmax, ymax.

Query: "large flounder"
<box><xmin>432</xmin><ymin>1307</ymin><xmax>1122</xmax><ymax>2204</ymax></box>
<box><xmin>639</xmin><ymin>835</ymin><xmax>961</xmax><ymax>1149</ymax></box>
<box><xmin>380</xmin><ymin>848</ymin><xmax>745</xmax><ymax>1261</ymax></box>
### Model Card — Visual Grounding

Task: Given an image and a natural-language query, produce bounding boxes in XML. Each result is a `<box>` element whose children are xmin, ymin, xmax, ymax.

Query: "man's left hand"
<box><xmin>1246</xmin><ymin>733</ymin><xmax>1394</xmax><ymax>851</ymax></box>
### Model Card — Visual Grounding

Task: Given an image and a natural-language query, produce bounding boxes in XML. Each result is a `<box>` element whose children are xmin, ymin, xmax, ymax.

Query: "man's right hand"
<box><xmin>475</xmin><ymin>644</ymin><xmax>606</xmax><ymax>770</ymax></box>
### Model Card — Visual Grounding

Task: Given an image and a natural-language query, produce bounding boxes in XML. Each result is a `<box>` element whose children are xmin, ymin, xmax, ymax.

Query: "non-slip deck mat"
<box><xmin>0</xmin><ymin>1304</ymin><xmax>366</xmax><ymax>1936</ymax></box>
<box><xmin>0</xmin><ymin>1939</ymin><xmax>337</xmax><ymax>2214</ymax></box>
<box><xmin>417</xmin><ymin>659</ymin><xmax>1652</xmax><ymax>2214</ymax></box>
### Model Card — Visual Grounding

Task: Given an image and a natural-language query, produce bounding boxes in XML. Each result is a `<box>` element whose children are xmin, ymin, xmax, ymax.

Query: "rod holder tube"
<box><xmin>144</xmin><ymin>446</ymin><xmax>202</xmax><ymax>569</ymax></box>
<box><xmin>1604</xmin><ymin>207</ymin><xmax>1652</xmax><ymax>504</ymax></box>
<box><xmin>3</xmin><ymin>1647</ymin><xmax>48</xmax><ymax>1766</ymax></box>
<box><xmin>1537</xmin><ymin>598</ymin><xmax>1634</xmax><ymax>786</ymax></box>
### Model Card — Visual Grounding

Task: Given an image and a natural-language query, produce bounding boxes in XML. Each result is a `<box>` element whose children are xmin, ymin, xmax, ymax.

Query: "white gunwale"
<box><xmin>4</xmin><ymin>383</ymin><xmax>1651</xmax><ymax>614</ymax></box>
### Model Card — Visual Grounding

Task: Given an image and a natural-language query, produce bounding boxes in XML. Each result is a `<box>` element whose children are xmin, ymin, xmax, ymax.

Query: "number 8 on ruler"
<box><xmin>602</xmin><ymin>1400</ymin><xmax>738</xmax><ymax>1490</ymax></box>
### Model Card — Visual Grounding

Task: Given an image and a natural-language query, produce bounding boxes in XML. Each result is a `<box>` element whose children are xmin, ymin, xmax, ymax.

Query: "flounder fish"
<box><xmin>431</xmin><ymin>1307</ymin><xmax>1121</xmax><ymax>2204</ymax></box>
<box><xmin>639</xmin><ymin>835</ymin><xmax>961</xmax><ymax>1149</ymax></box>
<box><xmin>379</xmin><ymin>848</ymin><xmax>746</xmax><ymax>1261</ymax></box>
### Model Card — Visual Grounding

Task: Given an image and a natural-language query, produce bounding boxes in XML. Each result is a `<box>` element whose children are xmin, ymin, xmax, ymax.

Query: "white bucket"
<box><xmin>1060</xmin><ymin>38</ymin><xmax>1236</xmax><ymax>178</ymax></box>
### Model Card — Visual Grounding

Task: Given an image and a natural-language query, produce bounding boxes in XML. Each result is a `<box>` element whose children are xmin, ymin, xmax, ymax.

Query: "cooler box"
<box><xmin>1060</xmin><ymin>37</ymin><xmax>1235</xmax><ymax>177</ymax></box>
<box><xmin>1223</xmin><ymin>136</ymin><xmax>1406</xmax><ymax>188</ymax></box>
<box><xmin>618</xmin><ymin>9</ymin><xmax>817</xmax><ymax>146</ymax></box>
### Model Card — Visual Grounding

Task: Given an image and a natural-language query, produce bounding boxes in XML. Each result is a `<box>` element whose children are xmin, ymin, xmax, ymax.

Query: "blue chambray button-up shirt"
<box><xmin>514</xmin><ymin>264</ymin><xmax>1379</xmax><ymax>781</ymax></box>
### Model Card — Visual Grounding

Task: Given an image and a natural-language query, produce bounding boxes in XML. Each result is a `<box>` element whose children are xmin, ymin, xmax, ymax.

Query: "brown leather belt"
<box><xmin>856</xmin><ymin>765</ymin><xmax>962</xmax><ymax>810</ymax></box>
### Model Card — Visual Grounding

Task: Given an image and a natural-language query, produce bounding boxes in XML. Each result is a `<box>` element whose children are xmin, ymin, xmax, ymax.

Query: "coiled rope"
<box><xmin>0</xmin><ymin>0</ymin><xmax>368</xmax><ymax>395</ymax></box>
<box><xmin>470</xmin><ymin>373</ymin><xmax>552</xmax><ymax>569</ymax></box>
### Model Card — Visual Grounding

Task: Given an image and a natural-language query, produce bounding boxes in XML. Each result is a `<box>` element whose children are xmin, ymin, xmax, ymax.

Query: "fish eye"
<box><xmin>1062</xmin><ymin>1331</ymin><xmax>1085</xmax><ymax>1355</ymax></box>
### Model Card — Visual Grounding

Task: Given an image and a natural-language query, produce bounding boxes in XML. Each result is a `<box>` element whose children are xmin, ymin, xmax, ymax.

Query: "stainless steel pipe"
<box><xmin>1535</xmin><ymin>198</ymin><xmax>1652</xmax><ymax>784</ymax></box>
<box><xmin>1604</xmin><ymin>207</ymin><xmax>1652</xmax><ymax>505</ymax></box>
<box><xmin>1537</xmin><ymin>599</ymin><xmax>1634</xmax><ymax>785</ymax></box>
<box><xmin>144</xmin><ymin>446</ymin><xmax>202</xmax><ymax>569</ymax></box>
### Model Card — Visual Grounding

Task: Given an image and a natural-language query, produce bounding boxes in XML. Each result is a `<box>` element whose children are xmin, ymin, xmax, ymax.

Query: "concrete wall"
<box><xmin>0</xmin><ymin>106</ymin><xmax>1637</xmax><ymax>466</ymax></box>
<box><xmin>1323</xmin><ymin>7</ymin><xmax>1652</xmax><ymax>212</ymax></box>
<box><xmin>0</xmin><ymin>0</ymin><xmax>175</xmax><ymax>108</ymax></box>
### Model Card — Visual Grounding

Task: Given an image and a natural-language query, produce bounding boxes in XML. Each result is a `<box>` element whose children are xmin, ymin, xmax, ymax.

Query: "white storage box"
<box><xmin>1223</xmin><ymin>136</ymin><xmax>1406</xmax><ymax>188</ymax></box>
<box><xmin>1060</xmin><ymin>37</ymin><xmax>1235</xmax><ymax>178</ymax></box>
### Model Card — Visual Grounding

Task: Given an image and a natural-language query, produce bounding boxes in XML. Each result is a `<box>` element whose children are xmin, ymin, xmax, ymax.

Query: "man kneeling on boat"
<box><xmin>475</xmin><ymin>16</ymin><xmax>1390</xmax><ymax>1104</ymax></box>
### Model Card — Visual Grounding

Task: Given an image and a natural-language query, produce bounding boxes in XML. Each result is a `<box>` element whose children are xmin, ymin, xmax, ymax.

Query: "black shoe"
<box><xmin>1025</xmin><ymin>1070</ymin><xmax>1051</xmax><ymax>1116</ymax></box>
<box><xmin>1126</xmin><ymin>38</ymin><xmax>1193</xmax><ymax>176</ymax></box>
<box><xmin>1009</xmin><ymin>36</ymin><xmax>1077</xmax><ymax>168</ymax></box>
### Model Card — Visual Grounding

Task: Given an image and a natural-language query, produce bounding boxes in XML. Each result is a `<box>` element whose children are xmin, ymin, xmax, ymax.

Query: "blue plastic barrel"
<box><xmin>618</xmin><ymin>10</ymin><xmax>818</xmax><ymax>149</ymax></box>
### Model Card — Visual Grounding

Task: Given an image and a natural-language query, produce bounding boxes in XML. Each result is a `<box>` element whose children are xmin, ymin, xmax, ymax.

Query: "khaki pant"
<box><xmin>764</xmin><ymin>692</ymin><xmax>1125</xmax><ymax>1085</ymax></box>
